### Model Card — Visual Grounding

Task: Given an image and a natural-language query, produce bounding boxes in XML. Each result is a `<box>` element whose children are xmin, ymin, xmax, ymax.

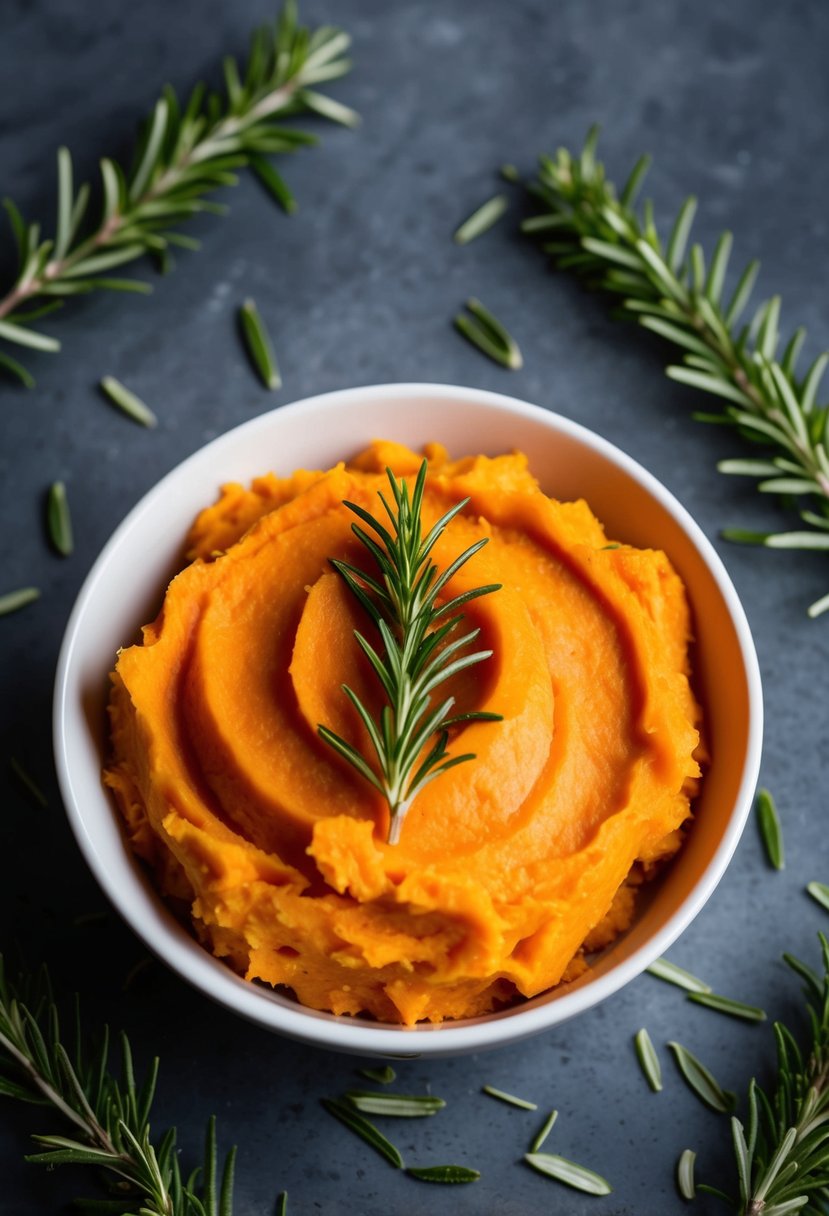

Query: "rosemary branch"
<box><xmin>318</xmin><ymin>461</ymin><xmax>502</xmax><ymax>845</ymax></box>
<box><xmin>523</xmin><ymin>127</ymin><xmax>829</xmax><ymax>617</ymax></box>
<box><xmin>0</xmin><ymin>0</ymin><xmax>356</xmax><ymax>387</ymax></box>
<box><xmin>0</xmin><ymin>956</ymin><xmax>235</xmax><ymax>1215</ymax></box>
<box><xmin>721</xmin><ymin>934</ymin><xmax>829</xmax><ymax>1216</ymax></box>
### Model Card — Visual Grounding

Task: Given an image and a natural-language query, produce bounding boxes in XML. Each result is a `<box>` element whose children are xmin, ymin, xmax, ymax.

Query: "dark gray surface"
<box><xmin>2</xmin><ymin>1</ymin><xmax>829</xmax><ymax>1212</ymax></box>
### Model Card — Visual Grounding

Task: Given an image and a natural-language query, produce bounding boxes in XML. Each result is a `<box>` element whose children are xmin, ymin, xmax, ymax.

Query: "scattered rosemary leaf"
<box><xmin>0</xmin><ymin>587</ymin><xmax>40</xmax><ymax>617</ymax></box>
<box><xmin>358</xmin><ymin>1065</ymin><xmax>396</xmax><ymax>1085</ymax></box>
<box><xmin>529</xmin><ymin>1109</ymin><xmax>558</xmax><ymax>1153</ymax></box>
<box><xmin>500</xmin><ymin>164</ymin><xmax>520</xmax><ymax>182</ymax></box>
<box><xmin>121</xmin><ymin>957</ymin><xmax>154</xmax><ymax>992</ymax></box>
<box><xmin>47</xmin><ymin>480</ymin><xmax>73</xmax><ymax>557</ymax></box>
<box><xmin>807</xmin><ymin>881</ymin><xmax>829</xmax><ymax>913</ymax></box>
<box><xmin>482</xmin><ymin>1085</ymin><xmax>537</xmax><ymax>1111</ymax></box>
<box><xmin>100</xmin><ymin>376</ymin><xmax>158</xmax><ymax>428</ymax></box>
<box><xmin>276</xmin><ymin>1191</ymin><xmax>288</xmax><ymax>1215</ymax></box>
<box><xmin>239</xmin><ymin>298</ymin><xmax>281</xmax><ymax>390</ymax></box>
<box><xmin>524</xmin><ymin>1153</ymin><xmax>612</xmax><ymax>1196</ymax></box>
<box><xmin>646</xmin><ymin>958</ymin><xmax>712</xmax><ymax>994</ymax></box>
<box><xmin>250</xmin><ymin>154</ymin><xmax>297</xmax><ymax>214</ymax></box>
<box><xmin>344</xmin><ymin>1090</ymin><xmax>445</xmax><ymax>1117</ymax></box>
<box><xmin>453</xmin><ymin>194</ymin><xmax>508</xmax><ymax>244</ymax></box>
<box><xmin>407</xmin><ymin>1165</ymin><xmax>480</xmax><ymax>1184</ymax></box>
<box><xmin>321</xmin><ymin>1098</ymin><xmax>403</xmax><ymax>1168</ymax></box>
<box><xmin>687</xmin><ymin>992</ymin><xmax>767</xmax><ymax>1022</ymax></box>
<box><xmin>676</xmin><ymin>1148</ymin><xmax>696</xmax><ymax>1200</ymax></box>
<box><xmin>756</xmin><ymin>788</ymin><xmax>784</xmax><ymax>869</ymax></box>
<box><xmin>634</xmin><ymin>1028</ymin><xmax>662</xmax><ymax>1092</ymax></box>
<box><xmin>454</xmin><ymin>297</ymin><xmax>523</xmax><ymax>369</ymax></box>
<box><xmin>667</xmin><ymin>1041</ymin><xmax>734</xmax><ymax>1113</ymax></box>
<box><xmin>9</xmin><ymin>757</ymin><xmax>48</xmax><ymax>809</ymax></box>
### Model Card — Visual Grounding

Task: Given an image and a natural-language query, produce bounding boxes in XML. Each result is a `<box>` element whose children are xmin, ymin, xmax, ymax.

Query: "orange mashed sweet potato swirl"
<box><xmin>105</xmin><ymin>440</ymin><xmax>701</xmax><ymax>1025</ymax></box>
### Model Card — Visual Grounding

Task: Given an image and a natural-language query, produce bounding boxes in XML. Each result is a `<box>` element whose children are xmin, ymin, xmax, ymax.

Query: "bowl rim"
<box><xmin>53</xmin><ymin>381</ymin><xmax>763</xmax><ymax>1056</ymax></box>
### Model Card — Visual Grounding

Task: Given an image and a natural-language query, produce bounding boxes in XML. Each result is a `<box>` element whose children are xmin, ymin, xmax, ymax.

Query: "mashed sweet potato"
<box><xmin>105</xmin><ymin>440</ymin><xmax>701</xmax><ymax>1025</ymax></box>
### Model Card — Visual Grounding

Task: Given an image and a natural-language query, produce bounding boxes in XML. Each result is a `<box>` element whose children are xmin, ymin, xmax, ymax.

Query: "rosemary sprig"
<box><xmin>0</xmin><ymin>956</ymin><xmax>236</xmax><ymax>1214</ymax></box>
<box><xmin>318</xmin><ymin>460</ymin><xmax>502</xmax><ymax>845</ymax></box>
<box><xmin>720</xmin><ymin>934</ymin><xmax>829</xmax><ymax>1215</ymax></box>
<box><xmin>523</xmin><ymin>127</ymin><xmax>829</xmax><ymax>616</ymax></box>
<box><xmin>0</xmin><ymin>1</ymin><xmax>354</xmax><ymax>386</ymax></box>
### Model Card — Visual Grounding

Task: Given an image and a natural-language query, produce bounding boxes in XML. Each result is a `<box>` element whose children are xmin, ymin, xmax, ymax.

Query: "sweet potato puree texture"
<box><xmin>105</xmin><ymin>440</ymin><xmax>701</xmax><ymax>1025</ymax></box>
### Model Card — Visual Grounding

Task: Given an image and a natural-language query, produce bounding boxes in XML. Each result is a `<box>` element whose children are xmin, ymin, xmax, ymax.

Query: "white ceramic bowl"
<box><xmin>54</xmin><ymin>383</ymin><xmax>763</xmax><ymax>1058</ymax></box>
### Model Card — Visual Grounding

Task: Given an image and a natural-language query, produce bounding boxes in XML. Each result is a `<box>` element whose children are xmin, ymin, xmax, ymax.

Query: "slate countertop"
<box><xmin>3</xmin><ymin>1</ymin><xmax>829</xmax><ymax>1212</ymax></box>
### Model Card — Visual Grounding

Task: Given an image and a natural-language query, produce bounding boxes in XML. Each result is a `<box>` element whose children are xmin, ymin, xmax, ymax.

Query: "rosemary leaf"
<box><xmin>250</xmin><ymin>155</ymin><xmax>297</xmax><ymax>214</ymax></box>
<box><xmin>276</xmin><ymin>1192</ymin><xmax>288</xmax><ymax>1215</ymax></box>
<box><xmin>47</xmin><ymin>481</ymin><xmax>73</xmax><ymax>557</ymax></box>
<box><xmin>500</xmin><ymin>164</ymin><xmax>520</xmax><ymax>182</ymax></box>
<box><xmin>634</xmin><ymin>1028</ymin><xmax>662</xmax><ymax>1092</ymax></box>
<box><xmin>454</xmin><ymin>298</ymin><xmax>523</xmax><ymax>369</ymax></box>
<box><xmin>524</xmin><ymin>1153</ymin><xmax>612</xmax><ymax>1195</ymax></box>
<box><xmin>0</xmin><ymin>587</ymin><xmax>40</xmax><ymax>616</ymax></box>
<box><xmin>756</xmin><ymin>788</ymin><xmax>785</xmax><ymax>870</ymax></box>
<box><xmin>321</xmin><ymin>1098</ymin><xmax>403</xmax><ymax>1168</ymax></box>
<box><xmin>9</xmin><ymin>757</ymin><xmax>48</xmax><ymax>809</ymax></box>
<box><xmin>667</xmin><ymin>1041</ymin><xmax>734</xmax><ymax>1113</ymax></box>
<box><xmin>100</xmin><ymin>377</ymin><xmax>158</xmax><ymax>428</ymax></box>
<box><xmin>407</xmin><ymin>1165</ymin><xmax>480</xmax><ymax>1184</ymax></box>
<box><xmin>453</xmin><ymin>194</ymin><xmax>508</xmax><ymax>244</ymax></box>
<box><xmin>687</xmin><ymin>992</ymin><xmax>767</xmax><ymax>1022</ymax></box>
<box><xmin>646</xmin><ymin>958</ymin><xmax>712</xmax><ymax>994</ymax></box>
<box><xmin>482</xmin><ymin>1085</ymin><xmax>537</xmax><ymax>1111</ymax></box>
<box><xmin>676</xmin><ymin>1148</ymin><xmax>696</xmax><ymax>1200</ymax></box>
<box><xmin>344</xmin><ymin>1090</ymin><xmax>445</xmax><ymax>1117</ymax></box>
<box><xmin>357</xmin><ymin>1065</ymin><xmax>396</xmax><ymax>1085</ymax></box>
<box><xmin>529</xmin><ymin>1109</ymin><xmax>558</xmax><ymax>1153</ymax></box>
<box><xmin>807</xmin><ymin>881</ymin><xmax>829</xmax><ymax>912</ymax></box>
<box><xmin>239</xmin><ymin>298</ymin><xmax>281</xmax><ymax>390</ymax></box>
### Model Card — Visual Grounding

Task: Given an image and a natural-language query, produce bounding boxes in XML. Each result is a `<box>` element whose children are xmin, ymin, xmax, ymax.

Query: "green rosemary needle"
<box><xmin>100</xmin><ymin>376</ymin><xmax>158</xmax><ymax>428</ymax></box>
<box><xmin>807</xmin><ymin>881</ymin><xmax>829</xmax><ymax>913</ymax></box>
<box><xmin>358</xmin><ymin>1065</ymin><xmax>396</xmax><ymax>1085</ymax></box>
<box><xmin>529</xmin><ymin>1110</ymin><xmax>558</xmax><ymax>1153</ymax></box>
<box><xmin>46</xmin><ymin>480</ymin><xmax>73</xmax><ymax>557</ymax></box>
<box><xmin>344</xmin><ymin>1090</ymin><xmax>445</xmax><ymax>1117</ymax></box>
<box><xmin>0</xmin><ymin>587</ymin><xmax>40</xmax><ymax>617</ymax></box>
<box><xmin>524</xmin><ymin>1152</ymin><xmax>612</xmax><ymax>1195</ymax></box>
<box><xmin>318</xmin><ymin>460</ymin><xmax>502</xmax><ymax>845</ymax></box>
<box><xmin>9</xmin><ymin>756</ymin><xmax>48</xmax><ymax>809</ymax></box>
<box><xmin>646</xmin><ymin>958</ymin><xmax>712</xmax><ymax>994</ymax></box>
<box><xmin>523</xmin><ymin>126</ymin><xmax>829</xmax><ymax>616</ymax></box>
<box><xmin>250</xmin><ymin>154</ymin><xmax>297</xmax><ymax>214</ymax></box>
<box><xmin>321</xmin><ymin>1098</ymin><xmax>403</xmax><ymax>1168</ymax></box>
<box><xmin>454</xmin><ymin>297</ymin><xmax>523</xmax><ymax>369</ymax></box>
<box><xmin>239</xmin><ymin>298</ymin><xmax>281</xmax><ymax>389</ymax></box>
<box><xmin>482</xmin><ymin>1085</ymin><xmax>537</xmax><ymax>1111</ymax></box>
<box><xmin>0</xmin><ymin>2</ymin><xmax>354</xmax><ymax>387</ymax></box>
<box><xmin>453</xmin><ymin>194</ymin><xmax>509</xmax><ymax>244</ymax></box>
<box><xmin>667</xmin><ymin>1041</ymin><xmax>735</xmax><ymax>1113</ymax></box>
<box><xmin>687</xmin><ymin>992</ymin><xmax>767</xmax><ymax>1022</ymax></box>
<box><xmin>634</xmin><ymin>1028</ymin><xmax>662</xmax><ymax>1092</ymax></box>
<box><xmin>676</xmin><ymin>1148</ymin><xmax>696</xmax><ymax>1201</ymax></box>
<box><xmin>756</xmin><ymin>788</ymin><xmax>785</xmax><ymax>870</ymax></box>
<box><xmin>407</xmin><ymin>1165</ymin><xmax>480</xmax><ymax>1184</ymax></box>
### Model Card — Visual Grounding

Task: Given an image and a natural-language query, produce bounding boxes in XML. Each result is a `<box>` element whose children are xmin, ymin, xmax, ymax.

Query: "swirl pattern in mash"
<box><xmin>105</xmin><ymin>440</ymin><xmax>701</xmax><ymax>1025</ymax></box>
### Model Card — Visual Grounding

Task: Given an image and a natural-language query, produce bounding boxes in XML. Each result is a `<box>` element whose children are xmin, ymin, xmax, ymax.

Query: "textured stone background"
<box><xmin>2</xmin><ymin>1</ymin><xmax>829</xmax><ymax>1212</ymax></box>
